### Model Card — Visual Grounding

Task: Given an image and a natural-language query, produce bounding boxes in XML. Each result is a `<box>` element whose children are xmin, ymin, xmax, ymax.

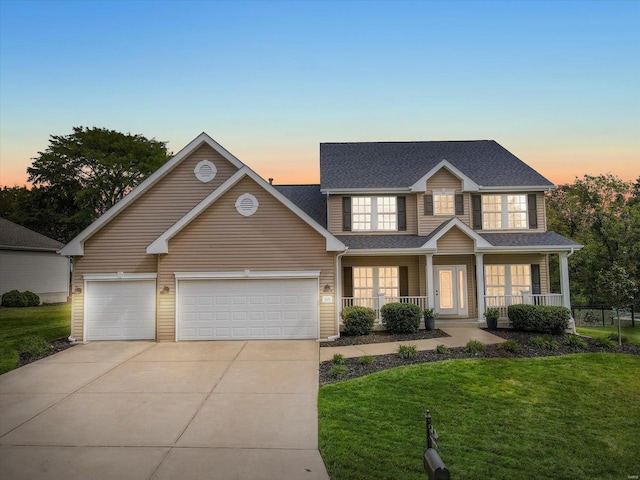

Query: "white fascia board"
<box><xmin>147</xmin><ymin>167</ymin><xmax>346</xmax><ymax>254</ymax></box>
<box><xmin>319</xmin><ymin>188</ymin><xmax>412</xmax><ymax>195</ymax></box>
<box><xmin>147</xmin><ymin>168</ymin><xmax>249</xmax><ymax>254</ymax></box>
<box><xmin>60</xmin><ymin>132</ymin><xmax>247</xmax><ymax>256</ymax></box>
<box><xmin>83</xmin><ymin>273</ymin><xmax>157</xmax><ymax>281</ymax></box>
<box><xmin>174</xmin><ymin>270</ymin><xmax>321</xmax><ymax>280</ymax></box>
<box><xmin>476</xmin><ymin>245</ymin><xmax>583</xmax><ymax>253</ymax></box>
<box><xmin>410</xmin><ymin>160</ymin><xmax>480</xmax><ymax>192</ymax></box>
<box><xmin>422</xmin><ymin>218</ymin><xmax>492</xmax><ymax>250</ymax></box>
<box><xmin>479</xmin><ymin>185</ymin><xmax>556</xmax><ymax>192</ymax></box>
<box><xmin>344</xmin><ymin>248</ymin><xmax>437</xmax><ymax>256</ymax></box>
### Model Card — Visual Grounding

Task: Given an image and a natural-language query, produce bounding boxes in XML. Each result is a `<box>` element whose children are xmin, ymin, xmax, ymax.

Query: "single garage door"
<box><xmin>85</xmin><ymin>280</ymin><xmax>156</xmax><ymax>340</ymax></box>
<box><xmin>178</xmin><ymin>278</ymin><xmax>319</xmax><ymax>340</ymax></box>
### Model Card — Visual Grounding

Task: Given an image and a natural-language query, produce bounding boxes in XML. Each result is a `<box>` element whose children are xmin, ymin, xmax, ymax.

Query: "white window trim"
<box><xmin>433</xmin><ymin>189</ymin><xmax>455</xmax><ymax>216</ymax></box>
<box><xmin>484</xmin><ymin>265</ymin><xmax>532</xmax><ymax>297</ymax></box>
<box><xmin>352</xmin><ymin>196</ymin><xmax>398</xmax><ymax>232</ymax></box>
<box><xmin>482</xmin><ymin>194</ymin><xmax>528</xmax><ymax>230</ymax></box>
<box><xmin>352</xmin><ymin>266</ymin><xmax>400</xmax><ymax>297</ymax></box>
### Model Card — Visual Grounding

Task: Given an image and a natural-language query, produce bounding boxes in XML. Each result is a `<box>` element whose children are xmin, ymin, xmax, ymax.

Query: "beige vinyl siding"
<box><xmin>327</xmin><ymin>194</ymin><xmax>418</xmax><ymax>235</ymax></box>
<box><xmin>433</xmin><ymin>254</ymin><xmax>477</xmax><ymax>319</ymax></box>
<box><xmin>436</xmin><ymin>227</ymin><xmax>475</xmax><ymax>254</ymax></box>
<box><xmin>0</xmin><ymin>250</ymin><xmax>69</xmax><ymax>304</ymax></box>
<box><xmin>70</xmin><ymin>144</ymin><xmax>241</xmax><ymax>340</ymax></box>
<box><xmin>157</xmin><ymin>176</ymin><xmax>336</xmax><ymax>340</ymax></box>
<box><xmin>341</xmin><ymin>255</ymin><xmax>423</xmax><ymax>296</ymax></box>
<box><xmin>419</xmin><ymin>169</ymin><xmax>470</xmax><ymax>235</ymax></box>
<box><xmin>484</xmin><ymin>253</ymin><xmax>549</xmax><ymax>293</ymax></box>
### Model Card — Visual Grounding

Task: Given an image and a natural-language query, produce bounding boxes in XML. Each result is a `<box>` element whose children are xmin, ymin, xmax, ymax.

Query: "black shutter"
<box><xmin>342</xmin><ymin>197</ymin><xmax>351</xmax><ymax>232</ymax></box>
<box><xmin>424</xmin><ymin>194</ymin><xmax>433</xmax><ymax>216</ymax></box>
<box><xmin>472</xmin><ymin>194</ymin><xmax>482</xmax><ymax>229</ymax></box>
<box><xmin>455</xmin><ymin>194</ymin><xmax>464</xmax><ymax>215</ymax></box>
<box><xmin>531</xmin><ymin>264</ymin><xmax>541</xmax><ymax>295</ymax></box>
<box><xmin>397</xmin><ymin>196</ymin><xmax>407</xmax><ymax>231</ymax></box>
<box><xmin>528</xmin><ymin>193</ymin><xmax>538</xmax><ymax>229</ymax></box>
<box><xmin>343</xmin><ymin>267</ymin><xmax>353</xmax><ymax>298</ymax></box>
<box><xmin>399</xmin><ymin>266</ymin><xmax>409</xmax><ymax>297</ymax></box>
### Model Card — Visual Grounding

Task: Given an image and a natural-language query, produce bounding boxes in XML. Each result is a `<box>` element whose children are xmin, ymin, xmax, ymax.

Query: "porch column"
<box><xmin>559</xmin><ymin>252</ymin><xmax>571</xmax><ymax>309</ymax></box>
<box><xmin>475</xmin><ymin>253</ymin><xmax>485</xmax><ymax>323</ymax></box>
<box><xmin>426</xmin><ymin>254</ymin><xmax>435</xmax><ymax>310</ymax></box>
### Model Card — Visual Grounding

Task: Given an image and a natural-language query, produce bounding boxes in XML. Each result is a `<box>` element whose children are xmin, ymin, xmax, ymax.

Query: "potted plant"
<box><xmin>484</xmin><ymin>307</ymin><xmax>500</xmax><ymax>330</ymax></box>
<box><xmin>424</xmin><ymin>308</ymin><xmax>436</xmax><ymax>331</ymax></box>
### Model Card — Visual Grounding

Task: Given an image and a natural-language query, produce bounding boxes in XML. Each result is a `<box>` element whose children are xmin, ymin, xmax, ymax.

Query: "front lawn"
<box><xmin>319</xmin><ymin>354</ymin><xmax>640</xmax><ymax>480</ymax></box>
<box><xmin>576</xmin><ymin>326</ymin><xmax>640</xmax><ymax>345</ymax></box>
<box><xmin>0</xmin><ymin>304</ymin><xmax>71</xmax><ymax>374</ymax></box>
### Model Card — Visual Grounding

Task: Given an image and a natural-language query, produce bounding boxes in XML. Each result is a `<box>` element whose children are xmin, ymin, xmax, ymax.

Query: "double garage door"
<box><xmin>85</xmin><ymin>277</ymin><xmax>319</xmax><ymax>341</ymax></box>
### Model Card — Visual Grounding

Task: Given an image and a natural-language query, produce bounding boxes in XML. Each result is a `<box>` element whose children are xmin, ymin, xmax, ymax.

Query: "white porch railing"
<box><xmin>484</xmin><ymin>293</ymin><xmax>564</xmax><ymax>318</ymax></box>
<box><xmin>342</xmin><ymin>296</ymin><xmax>429</xmax><ymax>322</ymax></box>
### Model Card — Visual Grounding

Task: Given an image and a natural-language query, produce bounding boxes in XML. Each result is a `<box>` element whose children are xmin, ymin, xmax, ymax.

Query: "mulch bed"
<box><xmin>16</xmin><ymin>337</ymin><xmax>77</xmax><ymax>368</ymax></box>
<box><xmin>319</xmin><ymin>329</ymin><xmax>640</xmax><ymax>386</ymax></box>
<box><xmin>320</xmin><ymin>328</ymin><xmax>449</xmax><ymax>347</ymax></box>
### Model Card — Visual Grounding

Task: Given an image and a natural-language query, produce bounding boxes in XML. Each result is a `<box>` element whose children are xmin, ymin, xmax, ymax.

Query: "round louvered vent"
<box><xmin>194</xmin><ymin>160</ymin><xmax>217</xmax><ymax>183</ymax></box>
<box><xmin>235</xmin><ymin>193</ymin><xmax>259</xmax><ymax>217</ymax></box>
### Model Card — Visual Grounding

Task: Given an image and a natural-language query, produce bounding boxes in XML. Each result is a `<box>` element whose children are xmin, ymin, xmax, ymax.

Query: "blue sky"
<box><xmin>1</xmin><ymin>0</ymin><xmax>638</xmax><ymax>186</ymax></box>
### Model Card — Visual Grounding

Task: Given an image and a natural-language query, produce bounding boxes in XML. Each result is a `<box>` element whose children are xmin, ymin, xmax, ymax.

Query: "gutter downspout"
<box><xmin>325</xmin><ymin>246</ymin><xmax>349</xmax><ymax>341</ymax></box>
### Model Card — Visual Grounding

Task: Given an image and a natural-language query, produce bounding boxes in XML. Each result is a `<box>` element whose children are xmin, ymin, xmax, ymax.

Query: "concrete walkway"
<box><xmin>0</xmin><ymin>340</ymin><xmax>329</xmax><ymax>480</ymax></box>
<box><xmin>319</xmin><ymin>327</ymin><xmax>506</xmax><ymax>362</ymax></box>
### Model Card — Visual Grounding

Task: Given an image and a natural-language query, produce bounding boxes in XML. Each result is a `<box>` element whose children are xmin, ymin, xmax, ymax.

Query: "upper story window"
<box><xmin>343</xmin><ymin>196</ymin><xmax>407</xmax><ymax>232</ymax></box>
<box><xmin>481</xmin><ymin>194</ymin><xmax>528</xmax><ymax>229</ymax></box>
<box><xmin>433</xmin><ymin>191</ymin><xmax>455</xmax><ymax>215</ymax></box>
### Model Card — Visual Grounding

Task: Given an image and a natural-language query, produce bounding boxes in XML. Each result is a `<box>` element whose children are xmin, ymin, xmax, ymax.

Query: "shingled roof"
<box><xmin>320</xmin><ymin>141</ymin><xmax>554</xmax><ymax>190</ymax></box>
<box><xmin>0</xmin><ymin>217</ymin><xmax>64</xmax><ymax>251</ymax></box>
<box><xmin>274</xmin><ymin>184</ymin><xmax>327</xmax><ymax>228</ymax></box>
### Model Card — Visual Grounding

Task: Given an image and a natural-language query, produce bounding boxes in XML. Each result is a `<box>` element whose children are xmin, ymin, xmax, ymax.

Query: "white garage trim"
<box><xmin>175</xmin><ymin>273</ymin><xmax>320</xmax><ymax>341</ymax></box>
<box><xmin>83</xmin><ymin>274</ymin><xmax>157</xmax><ymax>341</ymax></box>
<box><xmin>174</xmin><ymin>270</ymin><xmax>321</xmax><ymax>280</ymax></box>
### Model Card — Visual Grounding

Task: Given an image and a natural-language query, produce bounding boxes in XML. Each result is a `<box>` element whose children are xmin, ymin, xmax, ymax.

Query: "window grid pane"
<box><xmin>352</xmin><ymin>197</ymin><xmax>372</xmax><ymax>231</ymax></box>
<box><xmin>482</xmin><ymin>195</ymin><xmax>502</xmax><ymax>229</ymax></box>
<box><xmin>434</xmin><ymin>192</ymin><xmax>454</xmax><ymax>215</ymax></box>
<box><xmin>376</xmin><ymin>197</ymin><xmax>397</xmax><ymax>230</ymax></box>
<box><xmin>507</xmin><ymin>195</ymin><xmax>528</xmax><ymax>228</ymax></box>
<box><xmin>353</xmin><ymin>267</ymin><xmax>374</xmax><ymax>299</ymax></box>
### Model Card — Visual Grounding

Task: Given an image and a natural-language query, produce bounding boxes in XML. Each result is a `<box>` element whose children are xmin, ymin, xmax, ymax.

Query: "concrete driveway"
<box><xmin>0</xmin><ymin>340</ymin><xmax>329</xmax><ymax>480</ymax></box>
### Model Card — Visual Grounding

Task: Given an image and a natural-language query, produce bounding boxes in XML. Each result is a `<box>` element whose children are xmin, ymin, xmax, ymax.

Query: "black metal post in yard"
<box><xmin>423</xmin><ymin>410</ymin><xmax>450</xmax><ymax>480</ymax></box>
<box><xmin>632</xmin><ymin>305</ymin><xmax>635</xmax><ymax>328</ymax></box>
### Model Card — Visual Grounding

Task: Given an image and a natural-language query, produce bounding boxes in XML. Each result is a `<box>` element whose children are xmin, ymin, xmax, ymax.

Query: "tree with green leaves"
<box><xmin>546</xmin><ymin>174</ymin><xmax>640</xmax><ymax>307</ymax></box>
<box><xmin>596</xmin><ymin>263</ymin><xmax>638</xmax><ymax>345</ymax></box>
<box><xmin>0</xmin><ymin>127</ymin><xmax>172</xmax><ymax>243</ymax></box>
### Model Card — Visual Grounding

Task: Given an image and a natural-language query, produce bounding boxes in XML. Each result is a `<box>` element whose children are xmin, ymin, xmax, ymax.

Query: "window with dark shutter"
<box><xmin>531</xmin><ymin>264</ymin><xmax>541</xmax><ymax>295</ymax></box>
<box><xmin>472</xmin><ymin>194</ymin><xmax>482</xmax><ymax>229</ymax></box>
<box><xmin>398</xmin><ymin>196</ymin><xmax>406</xmax><ymax>231</ymax></box>
<box><xmin>455</xmin><ymin>194</ymin><xmax>464</xmax><ymax>215</ymax></box>
<box><xmin>528</xmin><ymin>194</ymin><xmax>538</xmax><ymax>229</ymax></box>
<box><xmin>424</xmin><ymin>194</ymin><xmax>434</xmax><ymax>216</ymax></box>
<box><xmin>399</xmin><ymin>266</ymin><xmax>409</xmax><ymax>297</ymax></box>
<box><xmin>343</xmin><ymin>267</ymin><xmax>353</xmax><ymax>298</ymax></box>
<box><xmin>342</xmin><ymin>197</ymin><xmax>351</xmax><ymax>231</ymax></box>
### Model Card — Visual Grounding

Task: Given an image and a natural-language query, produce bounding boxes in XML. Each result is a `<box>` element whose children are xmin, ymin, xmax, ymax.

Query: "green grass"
<box><xmin>576</xmin><ymin>326</ymin><xmax>640</xmax><ymax>346</ymax></box>
<box><xmin>319</xmin><ymin>354</ymin><xmax>640</xmax><ymax>480</ymax></box>
<box><xmin>0</xmin><ymin>304</ymin><xmax>71</xmax><ymax>374</ymax></box>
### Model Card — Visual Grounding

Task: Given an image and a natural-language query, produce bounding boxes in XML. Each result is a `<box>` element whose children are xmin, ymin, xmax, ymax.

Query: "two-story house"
<box><xmin>60</xmin><ymin>133</ymin><xmax>581</xmax><ymax>341</ymax></box>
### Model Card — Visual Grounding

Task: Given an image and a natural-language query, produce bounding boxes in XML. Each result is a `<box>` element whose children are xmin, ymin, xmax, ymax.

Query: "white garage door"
<box><xmin>178</xmin><ymin>278</ymin><xmax>319</xmax><ymax>340</ymax></box>
<box><xmin>85</xmin><ymin>280</ymin><xmax>156</xmax><ymax>340</ymax></box>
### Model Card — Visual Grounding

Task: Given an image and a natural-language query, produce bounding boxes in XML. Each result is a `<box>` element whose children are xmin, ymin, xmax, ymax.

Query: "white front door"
<box><xmin>434</xmin><ymin>266</ymin><xmax>468</xmax><ymax>316</ymax></box>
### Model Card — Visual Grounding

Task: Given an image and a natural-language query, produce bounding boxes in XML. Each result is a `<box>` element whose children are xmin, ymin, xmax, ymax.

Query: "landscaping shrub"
<box><xmin>1</xmin><ymin>290</ymin><xmax>40</xmax><ymax>307</ymax></box>
<box><xmin>465</xmin><ymin>340</ymin><xmax>485</xmax><ymax>354</ymax></box>
<box><xmin>499</xmin><ymin>339</ymin><xmax>521</xmax><ymax>353</ymax></box>
<box><xmin>436</xmin><ymin>344</ymin><xmax>449</xmax><ymax>355</ymax></box>
<box><xmin>565</xmin><ymin>335</ymin><xmax>588</xmax><ymax>350</ymax></box>
<box><xmin>328</xmin><ymin>365</ymin><xmax>347</xmax><ymax>378</ymax></box>
<box><xmin>607</xmin><ymin>332</ymin><xmax>628</xmax><ymax>344</ymax></box>
<box><xmin>508</xmin><ymin>304</ymin><xmax>571</xmax><ymax>334</ymax></box>
<box><xmin>331</xmin><ymin>353</ymin><xmax>345</xmax><ymax>365</ymax></box>
<box><xmin>18</xmin><ymin>336</ymin><xmax>51</xmax><ymax>357</ymax></box>
<box><xmin>594</xmin><ymin>337</ymin><xmax>616</xmax><ymax>349</ymax></box>
<box><xmin>341</xmin><ymin>306</ymin><xmax>376</xmax><ymax>336</ymax></box>
<box><xmin>530</xmin><ymin>335</ymin><xmax>560</xmax><ymax>351</ymax></box>
<box><xmin>22</xmin><ymin>291</ymin><xmax>40</xmax><ymax>307</ymax></box>
<box><xmin>359</xmin><ymin>355</ymin><xmax>374</xmax><ymax>366</ymax></box>
<box><xmin>381</xmin><ymin>302</ymin><xmax>422</xmax><ymax>334</ymax></box>
<box><xmin>396</xmin><ymin>344</ymin><xmax>418</xmax><ymax>359</ymax></box>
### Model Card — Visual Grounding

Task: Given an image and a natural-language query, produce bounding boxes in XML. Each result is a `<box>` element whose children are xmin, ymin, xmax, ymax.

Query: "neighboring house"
<box><xmin>60</xmin><ymin>133</ymin><xmax>581</xmax><ymax>341</ymax></box>
<box><xmin>0</xmin><ymin>217</ymin><xmax>69</xmax><ymax>304</ymax></box>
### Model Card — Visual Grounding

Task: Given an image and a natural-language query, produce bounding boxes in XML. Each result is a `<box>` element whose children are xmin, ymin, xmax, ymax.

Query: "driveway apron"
<box><xmin>0</xmin><ymin>340</ymin><xmax>329</xmax><ymax>480</ymax></box>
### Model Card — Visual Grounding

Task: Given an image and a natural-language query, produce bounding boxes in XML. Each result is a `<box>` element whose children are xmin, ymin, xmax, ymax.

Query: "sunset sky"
<box><xmin>1</xmin><ymin>0</ymin><xmax>638</xmax><ymax>188</ymax></box>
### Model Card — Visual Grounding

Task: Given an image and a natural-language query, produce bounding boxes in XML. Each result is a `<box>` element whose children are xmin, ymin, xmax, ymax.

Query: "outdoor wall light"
<box><xmin>161</xmin><ymin>286</ymin><xmax>170</xmax><ymax>294</ymax></box>
<box><xmin>73</xmin><ymin>287</ymin><xmax>82</xmax><ymax>294</ymax></box>
<box><xmin>324</xmin><ymin>284</ymin><xmax>332</xmax><ymax>293</ymax></box>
